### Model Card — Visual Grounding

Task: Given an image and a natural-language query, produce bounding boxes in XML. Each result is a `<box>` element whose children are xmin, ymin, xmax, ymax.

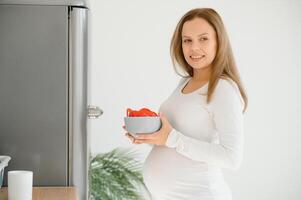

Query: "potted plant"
<box><xmin>89</xmin><ymin>147</ymin><xmax>150</xmax><ymax>200</ymax></box>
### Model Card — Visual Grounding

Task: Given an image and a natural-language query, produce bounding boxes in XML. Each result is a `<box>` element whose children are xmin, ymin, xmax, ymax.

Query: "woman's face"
<box><xmin>181</xmin><ymin>17</ymin><xmax>217</xmax><ymax>70</ymax></box>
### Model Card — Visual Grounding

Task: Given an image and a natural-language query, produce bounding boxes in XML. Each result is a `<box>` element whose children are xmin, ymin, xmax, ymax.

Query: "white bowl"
<box><xmin>124</xmin><ymin>116</ymin><xmax>162</xmax><ymax>135</ymax></box>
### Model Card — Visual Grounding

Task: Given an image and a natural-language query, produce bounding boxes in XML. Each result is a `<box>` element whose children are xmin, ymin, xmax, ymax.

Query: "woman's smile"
<box><xmin>190</xmin><ymin>55</ymin><xmax>205</xmax><ymax>62</ymax></box>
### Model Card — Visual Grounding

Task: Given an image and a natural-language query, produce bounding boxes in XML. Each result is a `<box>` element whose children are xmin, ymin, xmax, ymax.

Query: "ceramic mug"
<box><xmin>8</xmin><ymin>170</ymin><xmax>33</xmax><ymax>200</ymax></box>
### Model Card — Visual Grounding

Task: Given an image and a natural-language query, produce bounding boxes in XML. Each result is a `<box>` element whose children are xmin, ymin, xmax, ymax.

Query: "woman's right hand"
<box><xmin>122</xmin><ymin>125</ymin><xmax>143</xmax><ymax>144</ymax></box>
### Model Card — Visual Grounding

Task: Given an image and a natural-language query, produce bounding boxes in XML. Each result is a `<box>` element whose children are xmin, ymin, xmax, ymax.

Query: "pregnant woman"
<box><xmin>124</xmin><ymin>8</ymin><xmax>248</xmax><ymax>200</ymax></box>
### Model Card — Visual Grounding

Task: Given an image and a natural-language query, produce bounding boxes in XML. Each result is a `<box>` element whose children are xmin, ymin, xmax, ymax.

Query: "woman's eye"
<box><xmin>200</xmin><ymin>38</ymin><xmax>208</xmax><ymax>41</ymax></box>
<box><xmin>183</xmin><ymin>39</ymin><xmax>191</xmax><ymax>43</ymax></box>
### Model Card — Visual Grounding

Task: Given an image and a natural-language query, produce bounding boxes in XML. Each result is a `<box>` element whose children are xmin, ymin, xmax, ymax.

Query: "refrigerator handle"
<box><xmin>87</xmin><ymin>105</ymin><xmax>103</xmax><ymax>119</ymax></box>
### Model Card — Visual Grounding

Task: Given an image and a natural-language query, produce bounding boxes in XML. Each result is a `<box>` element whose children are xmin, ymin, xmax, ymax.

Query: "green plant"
<box><xmin>89</xmin><ymin>147</ymin><xmax>150</xmax><ymax>200</ymax></box>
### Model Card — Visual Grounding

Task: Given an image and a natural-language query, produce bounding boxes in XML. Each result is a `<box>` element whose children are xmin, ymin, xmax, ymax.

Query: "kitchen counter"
<box><xmin>0</xmin><ymin>187</ymin><xmax>77</xmax><ymax>200</ymax></box>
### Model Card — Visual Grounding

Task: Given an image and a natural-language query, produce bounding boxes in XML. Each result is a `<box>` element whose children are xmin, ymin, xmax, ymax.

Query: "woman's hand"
<box><xmin>123</xmin><ymin>112</ymin><xmax>173</xmax><ymax>146</ymax></box>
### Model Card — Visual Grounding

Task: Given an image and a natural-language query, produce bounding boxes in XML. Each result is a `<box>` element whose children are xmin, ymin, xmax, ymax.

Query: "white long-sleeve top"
<box><xmin>164</xmin><ymin>77</ymin><xmax>245</xmax><ymax>170</ymax></box>
<box><xmin>142</xmin><ymin>77</ymin><xmax>245</xmax><ymax>200</ymax></box>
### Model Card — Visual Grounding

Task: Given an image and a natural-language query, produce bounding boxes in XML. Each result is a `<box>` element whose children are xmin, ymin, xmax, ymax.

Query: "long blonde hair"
<box><xmin>170</xmin><ymin>8</ymin><xmax>248</xmax><ymax>113</ymax></box>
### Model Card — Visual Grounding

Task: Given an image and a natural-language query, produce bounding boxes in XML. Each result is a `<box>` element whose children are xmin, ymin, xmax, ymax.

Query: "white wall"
<box><xmin>88</xmin><ymin>0</ymin><xmax>301</xmax><ymax>199</ymax></box>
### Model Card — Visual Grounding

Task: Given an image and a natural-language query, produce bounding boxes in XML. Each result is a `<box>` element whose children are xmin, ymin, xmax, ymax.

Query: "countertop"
<box><xmin>0</xmin><ymin>187</ymin><xmax>77</xmax><ymax>200</ymax></box>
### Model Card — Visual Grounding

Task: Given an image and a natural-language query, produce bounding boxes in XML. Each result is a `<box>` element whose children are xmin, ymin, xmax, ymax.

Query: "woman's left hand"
<box><xmin>124</xmin><ymin>112</ymin><xmax>173</xmax><ymax>146</ymax></box>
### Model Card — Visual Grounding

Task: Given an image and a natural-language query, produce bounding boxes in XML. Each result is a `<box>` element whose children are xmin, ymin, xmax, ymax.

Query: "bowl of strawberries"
<box><xmin>124</xmin><ymin>107</ymin><xmax>162</xmax><ymax>135</ymax></box>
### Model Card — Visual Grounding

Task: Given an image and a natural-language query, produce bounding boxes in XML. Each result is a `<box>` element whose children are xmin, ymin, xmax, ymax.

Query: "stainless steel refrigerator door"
<box><xmin>0</xmin><ymin>0</ymin><xmax>88</xmax><ymax>7</ymax></box>
<box><xmin>0</xmin><ymin>5</ymin><xmax>69</xmax><ymax>185</ymax></box>
<box><xmin>68</xmin><ymin>7</ymin><xmax>89</xmax><ymax>200</ymax></box>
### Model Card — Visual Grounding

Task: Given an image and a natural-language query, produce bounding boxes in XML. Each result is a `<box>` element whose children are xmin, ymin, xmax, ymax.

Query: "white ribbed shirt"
<box><xmin>142</xmin><ymin>77</ymin><xmax>245</xmax><ymax>200</ymax></box>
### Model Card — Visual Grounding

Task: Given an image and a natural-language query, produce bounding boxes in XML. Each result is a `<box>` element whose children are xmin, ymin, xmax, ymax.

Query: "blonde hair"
<box><xmin>170</xmin><ymin>8</ymin><xmax>248</xmax><ymax>113</ymax></box>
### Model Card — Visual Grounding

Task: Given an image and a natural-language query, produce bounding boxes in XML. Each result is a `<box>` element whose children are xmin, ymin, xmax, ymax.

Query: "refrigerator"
<box><xmin>0</xmin><ymin>1</ymin><xmax>97</xmax><ymax>199</ymax></box>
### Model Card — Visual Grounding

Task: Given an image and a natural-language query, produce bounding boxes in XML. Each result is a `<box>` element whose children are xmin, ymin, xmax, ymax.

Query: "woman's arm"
<box><xmin>165</xmin><ymin>79</ymin><xmax>244</xmax><ymax>170</ymax></box>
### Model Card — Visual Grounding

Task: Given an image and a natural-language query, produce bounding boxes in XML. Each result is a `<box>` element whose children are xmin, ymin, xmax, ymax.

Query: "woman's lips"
<box><xmin>190</xmin><ymin>55</ymin><xmax>205</xmax><ymax>62</ymax></box>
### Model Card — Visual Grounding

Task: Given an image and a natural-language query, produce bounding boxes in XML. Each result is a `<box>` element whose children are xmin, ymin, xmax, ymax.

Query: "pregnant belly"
<box><xmin>142</xmin><ymin>146</ymin><xmax>227</xmax><ymax>199</ymax></box>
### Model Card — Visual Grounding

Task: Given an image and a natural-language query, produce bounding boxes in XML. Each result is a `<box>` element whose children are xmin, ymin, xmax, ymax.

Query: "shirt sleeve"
<box><xmin>165</xmin><ymin>79</ymin><xmax>245</xmax><ymax>170</ymax></box>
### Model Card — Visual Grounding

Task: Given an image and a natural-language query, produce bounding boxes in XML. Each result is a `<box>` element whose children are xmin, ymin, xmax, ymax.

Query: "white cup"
<box><xmin>8</xmin><ymin>170</ymin><xmax>33</xmax><ymax>200</ymax></box>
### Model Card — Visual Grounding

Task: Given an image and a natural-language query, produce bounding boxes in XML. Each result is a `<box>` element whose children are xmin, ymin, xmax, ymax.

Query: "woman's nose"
<box><xmin>191</xmin><ymin>42</ymin><xmax>201</xmax><ymax>51</ymax></box>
